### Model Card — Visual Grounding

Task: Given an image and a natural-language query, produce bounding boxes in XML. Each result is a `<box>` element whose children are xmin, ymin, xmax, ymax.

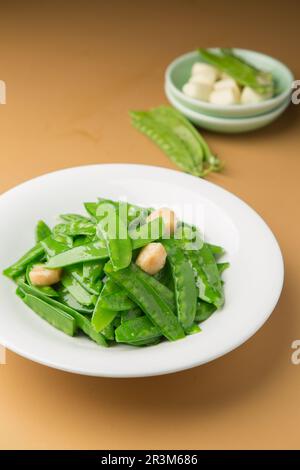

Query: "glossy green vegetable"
<box><xmin>163</xmin><ymin>240</ymin><xmax>197</xmax><ymax>330</ymax></box>
<box><xmin>121</xmin><ymin>307</ymin><xmax>143</xmax><ymax>324</ymax></box>
<box><xmin>35</xmin><ymin>221</ymin><xmax>52</xmax><ymax>243</ymax></box>
<box><xmin>62</xmin><ymin>271</ymin><xmax>95</xmax><ymax>306</ymax></box>
<box><xmin>198</xmin><ymin>48</ymin><xmax>273</xmax><ymax>95</ymax></box>
<box><xmin>130</xmin><ymin>263</ymin><xmax>175</xmax><ymax>311</ymax></box>
<box><xmin>41</xmin><ymin>236</ymin><xmax>69</xmax><ymax>258</ymax></box>
<box><xmin>17</xmin><ymin>287</ymin><xmax>77</xmax><ymax>336</ymax></box>
<box><xmin>187</xmin><ymin>244</ymin><xmax>224</xmax><ymax>308</ymax></box>
<box><xmin>83</xmin><ymin>260</ymin><xmax>105</xmax><ymax>284</ymax></box>
<box><xmin>92</xmin><ymin>299</ymin><xmax>117</xmax><ymax>333</ymax></box>
<box><xmin>17</xmin><ymin>281</ymin><xmax>107</xmax><ymax>346</ymax></box>
<box><xmin>3</xmin><ymin>243</ymin><xmax>45</xmax><ymax>278</ymax></box>
<box><xmin>97</xmin><ymin>204</ymin><xmax>132</xmax><ymax>271</ymax></box>
<box><xmin>58</xmin><ymin>287</ymin><xmax>94</xmax><ymax>315</ymax></box>
<box><xmin>115</xmin><ymin>316</ymin><xmax>162</xmax><ymax>346</ymax></box>
<box><xmin>131</xmin><ymin>106</ymin><xmax>222</xmax><ymax>177</ymax></box>
<box><xmin>195</xmin><ymin>301</ymin><xmax>217</xmax><ymax>322</ymax></box>
<box><xmin>67</xmin><ymin>265</ymin><xmax>102</xmax><ymax>295</ymax></box>
<box><xmin>217</xmin><ymin>262</ymin><xmax>230</xmax><ymax>275</ymax></box>
<box><xmin>53</xmin><ymin>221</ymin><xmax>96</xmax><ymax>238</ymax></box>
<box><xmin>105</xmin><ymin>261</ymin><xmax>185</xmax><ymax>341</ymax></box>
<box><xmin>206</xmin><ymin>243</ymin><xmax>225</xmax><ymax>258</ymax></box>
<box><xmin>60</xmin><ymin>213</ymin><xmax>91</xmax><ymax>223</ymax></box>
<box><xmin>46</xmin><ymin>241</ymin><xmax>108</xmax><ymax>268</ymax></box>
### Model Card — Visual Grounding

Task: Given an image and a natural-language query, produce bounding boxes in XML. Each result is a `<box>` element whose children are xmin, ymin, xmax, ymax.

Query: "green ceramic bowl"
<box><xmin>165</xmin><ymin>49</ymin><xmax>294</xmax><ymax>118</ymax></box>
<box><xmin>165</xmin><ymin>83</ymin><xmax>290</xmax><ymax>133</ymax></box>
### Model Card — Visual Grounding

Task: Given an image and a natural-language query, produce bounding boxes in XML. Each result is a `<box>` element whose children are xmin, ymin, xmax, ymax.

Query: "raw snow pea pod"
<box><xmin>195</xmin><ymin>301</ymin><xmax>217</xmax><ymax>323</ymax></box>
<box><xmin>187</xmin><ymin>244</ymin><xmax>224</xmax><ymax>309</ymax></box>
<box><xmin>17</xmin><ymin>281</ymin><xmax>107</xmax><ymax>346</ymax></box>
<box><xmin>163</xmin><ymin>239</ymin><xmax>197</xmax><ymax>330</ymax></box>
<box><xmin>62</xmin><ymin>271</ymin><xmax>95</xmax><ymax>306</ymax></box>
<box><xmin>104</xmin><ymin>261</ymin><xmax>185</xmax><ymax>341</ymax></box>
<box><xmin>46</xmin><ymin>241</ymin><xmax>108</xmax><ymax>268</ymax></box>
<box><xmin>26</xmin><ymin>263</ymin><xmax>59</xmax><ymax>297</ymax></box>
<box><xmin>17</xmin><ymin>287</ymin><xmax>77</xmax><ymax>336</ymax></box>
<box><xmin>115</xmin><ymin>316</ymin><xmax>162</xmax><ymax>346</ymax></box>
<box><xmin>35</xmin><ymin>220</ymin><xmax>52</xmax><ymax>243</ymax></box>
<box><xmin>3</xmin><ymin>243</ymin><xmax>45</xmax><ymax>279</ymax></box>
<box><xmin>97</xmin><ymin>203</ymin><xmax>132</xmax><ymax>271</ymax></box>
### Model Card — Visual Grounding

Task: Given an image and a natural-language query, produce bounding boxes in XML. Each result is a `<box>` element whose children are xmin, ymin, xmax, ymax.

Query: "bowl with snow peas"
<box><xmin>165</xmin><ymin>48</ymin><xmax>294</xmax><ymax>118</ymax></box>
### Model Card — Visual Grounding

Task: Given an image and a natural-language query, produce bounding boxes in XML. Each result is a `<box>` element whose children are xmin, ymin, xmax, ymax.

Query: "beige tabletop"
<box><xmin>0</xmin><ymin>0</ymin><xmax>299</xmax><ymax>450</ymax></box>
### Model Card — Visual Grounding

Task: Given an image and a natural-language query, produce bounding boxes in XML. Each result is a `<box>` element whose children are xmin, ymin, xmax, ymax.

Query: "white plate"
<box><xmin>0</xmin><ymin>164</ymin><xmax>284</xmax><ymax>377</ymax></box>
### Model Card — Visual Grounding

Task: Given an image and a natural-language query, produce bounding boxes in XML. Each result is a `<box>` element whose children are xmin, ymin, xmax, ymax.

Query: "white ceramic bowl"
<box><xmin>165</xmin><ymin>49</ymin><xmax>294</xmax><ymax>118</ymax></box>
<box><xmin>165</xmin><ymin>83</ymin><xmax>290</xmax><ymax>133</ymax></box>
<box><xmin>0</xmin><ymin>164</ymin><xmax>284</xmax><ymax>377</ymax></box>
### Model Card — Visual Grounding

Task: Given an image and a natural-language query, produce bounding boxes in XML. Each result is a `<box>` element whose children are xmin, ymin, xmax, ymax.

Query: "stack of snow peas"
<box><xmin>3</xmin><ymin>198</ymin><xmax>229</xmax><ymax>347</ymax></box>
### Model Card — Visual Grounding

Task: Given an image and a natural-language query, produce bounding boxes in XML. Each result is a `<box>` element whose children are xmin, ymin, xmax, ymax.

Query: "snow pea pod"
<box><xmin>17</xmin><ymin>281</ymin><xmax>107</xmax><ymax>346</ymax></box>
<box><xmin>121</xmin><ymin>307</ymin><xmax>143</xmax><ymax>324</ymax></box>
<box><xmin>97</xmin><ymin>204</ymin><xmax>132</xmax><ymax>271</ymax></box>
<box><xmin>53</xmin><ymin>221</ymin><xmax>96</xmax><ymax>238</ymax></box>
<box><xmin>58</xmin><ymin>287</ymin><xmax>94</xmax><ymax>315</ymax></box>
<box><xmin>187</xmin><ymin>244</ymin><xmax>224</xmax><ymax>309</ymax></box>
<box><xmin>91</xmin><ymin>280</ymin><xmax>132</xmax><ymax>332</ymax></box>
<box><xmin>17</xmin><ymin>287</ymin><xmax>77</xmax><ymax>336</ymax></box>
<box><xmin>105</xmin><ymin>262</ymin><xmax>185</xmax><ymax>341</ymax></box>
<box><xmin>84</xmin><ymin>202</ymin><xmax>98</xmax><ymax>219</ymax></box>
<box><xmin>62</xmin><ymin>272</ymin><xmax>95</xmax><ymax>306</ymax></box>
<box><xmin>163</xmin><ymin>239</ymin><xmax>197</xmax><ymax>330</ymax></box>
<box><xmin>101</xmin><ymin>322</ymin><xmax>115</xmax><ymax>341</ymax></box>
<box><xmin>83</xmin><ymin>260</ymin><xmax>105</xmax><ymax>284</ymax></box>
<box><xmin>130</xmin><ymin>263</ymin><xmax>175</xmax><ymax>311</ymax></box>
<box><xmin>115</xmin><ymin>316</ymin><xmax>162</xmax><ymax>346</ymax></box>
<box><xmin>92</xmin><ymin>300</ymin><xmax>117</xmax><ymax>333</ymax></box>
<box><xmin>195</xmin><ymin>301</ymin><xmax>217</xmax><ymax>323</ymax></box>
<box><xmin>35</xmin><ymin>220</ymin><xmax>51</xmax><ymax>242</ymax></box>
<box><xmin>46</xmin><ymin>241</ymin><xmax>108</xmax><ymax>268</ymax></box>
<box><xmin>206</xmin><ymin>243</ymin><xmax>225</xmax><ymax>258</ymax></box>
<box><xmin>3</xmin><ymin>243</ymin><xmax>45</xmax><ymax>278</ymax></box>
<box><xmin>67</xmin><ymin>265</ymin><xmax>102</xmax><ymax>295</ymax></box>
<box><xmin>60</xmin><ymin>213</ymin><xmax>91</xmax><ymax>223</ymax></box>
<box><xmin>41</xmin><ymin>236</ymin><xmax>69</xmax><ymax>258</ymax></box>
<box><xmin>217</xmin><ymin>262</ymin><xmax>230</xmax><ymax>275</ymax></box>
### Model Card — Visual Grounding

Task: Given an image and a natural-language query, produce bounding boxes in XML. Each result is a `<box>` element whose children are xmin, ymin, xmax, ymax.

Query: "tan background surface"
<box><xmin>0</xmin><ymin>0</ymin><xmax>299</xmax><ymax>450</ymax></box>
